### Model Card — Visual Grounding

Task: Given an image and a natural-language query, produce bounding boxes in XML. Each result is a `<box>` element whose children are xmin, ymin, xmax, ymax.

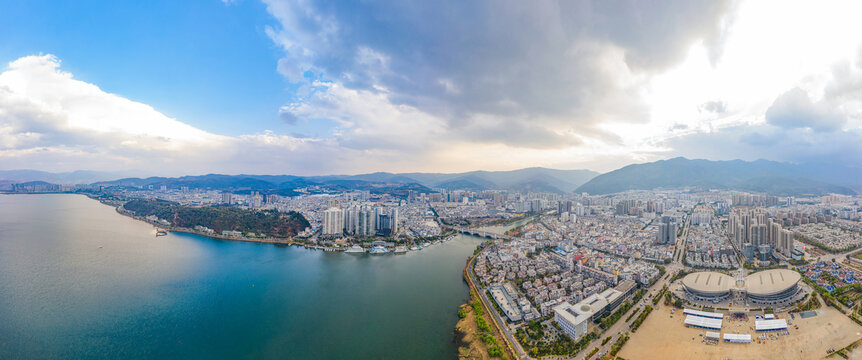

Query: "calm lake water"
<box><xmin>0</xmin><ymin>194</ymin><xmax>482</xmax><ymax>359</ymax></box>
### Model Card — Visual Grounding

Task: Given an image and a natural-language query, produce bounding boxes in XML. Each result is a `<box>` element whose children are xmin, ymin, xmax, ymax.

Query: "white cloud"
<box><xmin>259</xmin><ymin>0</ymin><xmax>862</xmax><ymax>173</ymax></box>
<box><xmin>280</xmin><ymin>81</ymin><xmax>447</xmax><ymax>151</ymax></box>
<box><xmin>0</xmin><ymin>55</ymin><xmax>223</xmax><ymax>147</ymax></box>
<box><xmin>0</xmin><ymin>54</ymin><xmax>527</xmax><ymax>175</ymax></box>
<box><xmin>0</xmin><ymin>55</ymin><xmax>362</xmax><ymax>175</ymax></box>
<box><xmin>5</xmin><ymin>0</ymin><xmax>862</xmax><ymax>176</ymax></box>
<box><xmin>262</xmin><ymin>0</ymin><xmax>731</xmax><ymax>148</ymax></box>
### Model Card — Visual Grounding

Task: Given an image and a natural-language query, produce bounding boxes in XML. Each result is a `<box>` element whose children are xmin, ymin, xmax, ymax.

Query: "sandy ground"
<box><xmin>455</xmin><ymin>303</ymin><xmax>494</xmax><ymax>360</ymax></box>
<box><xmin>619</xmin><ymin>304</ymin><xmax>862</xmax><ymax>360</ymax></box>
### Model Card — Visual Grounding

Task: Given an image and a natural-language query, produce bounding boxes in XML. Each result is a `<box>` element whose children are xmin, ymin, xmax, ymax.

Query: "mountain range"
<box><xmin>308</xmin><ymin>168</ymin><xmax>599</xmax><ymax>193</ymax></box>
<box><xmin>0</xmin><ymin>170</ymin><xmax>140</xmax><ymax>184</ymax></box>
<box><xmin>2</xmin><ymin>158</ymin><xmax>859</xmax><ymax>196</ymax></box>
<box><xmin>575</xmin><ymin>157</ymin><xmax>860</xmax><ymax>196</ymax></box>
<box><xmin>80</xmin><ymin>167</ymin><xmax>599</xmax><ymax>195</ymax></box>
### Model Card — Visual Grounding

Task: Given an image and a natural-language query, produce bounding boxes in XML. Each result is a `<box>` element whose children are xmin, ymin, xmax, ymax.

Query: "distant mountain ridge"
<box><xmin>83</xmin><ymin>167</ymin><xmax>598</xmax><ymax>194</ymax></box>
<box><xmin>0</xmin><ymin>170</ymin><xmax>140</xmax><ymax>184</ymax></box>
<box><xmin>0</xmin><ymin>167</ymin><xmax>580</xmax><ymax>194</ymax></box>
<box><xmin>383</xmin><ymin>168</ymin><xmax>599</xmax><ymax>193</ymax></box>
<box><xmin>91</xmin><ymin>174</ymin><xmax>432</xmax><ymax>197</ymax></box>
<box><xmin>575</xmin><ymin>157</ymin><xmax>861</xmax><ymax>196</ymax></box>
<box><xmin>6</xmin><ymin>159</ymin><xmax>856</xmax><ymax>196</ymax></box>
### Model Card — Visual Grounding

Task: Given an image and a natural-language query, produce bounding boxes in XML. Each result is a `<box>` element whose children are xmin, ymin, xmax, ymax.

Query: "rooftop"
<box><xmin>745</xmin><ymin>269</ymin><xmax>801</xmax><ymax>296</ymax></box>
<box><xmin>681</xmin><ymin>271</ymin><xmax>734</xmax><ymax>295</ymax></box>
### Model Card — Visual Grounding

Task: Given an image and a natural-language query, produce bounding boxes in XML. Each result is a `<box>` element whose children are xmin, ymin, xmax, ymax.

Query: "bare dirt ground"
<box><xmin>619</xmin><ymin>305</ymin><xmax>862</xmax><ymax>360</ymax></box>
<box><xmin>455</xmin><ymin>302</ymin><xmax>493</xmax><ymax>360</ymax></box>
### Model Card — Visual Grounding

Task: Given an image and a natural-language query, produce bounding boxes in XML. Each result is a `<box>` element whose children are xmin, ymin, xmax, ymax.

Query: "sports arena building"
<box><xmin>680</xmin><ymin>272</ymin><xmax>735</xmax><ymax>301</ymax></box>
<box><xmin>679</xmin><ymin>269</ymin><xmax>802</xmax><ymax>305</ymax></box>
<box><xmin>744</xmin><ymin>269</ymin><xmax>802</xmax><ymax>304</ymax></box>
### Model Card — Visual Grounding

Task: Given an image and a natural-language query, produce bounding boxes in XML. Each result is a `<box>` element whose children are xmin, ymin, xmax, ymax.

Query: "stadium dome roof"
<box><xmin>681</xmin><ymin>272</ymin><xmax>734</xmax><ymax>296</ymax></box>
<box><xmin>744</xmin><ymin>269</ymin><xmax>801</xmax><ymax>297</ymax></box>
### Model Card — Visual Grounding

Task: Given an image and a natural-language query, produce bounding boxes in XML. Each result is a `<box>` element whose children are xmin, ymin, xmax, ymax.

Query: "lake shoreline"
<box><xmin>0</xmin><ymin>193</ymin><xmax>481</xmax><ymax>359</ymax></box>
<box><xmin>72</xmin><ymin>192</ymin><xmax>335</xmax><ymax>251</ymax></box>
<box><xmin>112</xmin><ymin>202</ymin><xmax>338</xmax><ymax>250</ymax></box>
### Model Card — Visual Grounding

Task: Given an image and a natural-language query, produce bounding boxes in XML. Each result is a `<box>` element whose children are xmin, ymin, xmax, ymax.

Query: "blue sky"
<box><xmin>0</xmin><ymin>0</ymin><xmax>301</xmax><ymax>136</ymax></box>
<box><xmin>0</xmin><ymin>0</ymin><xmax>860</xmax><ymax>175</ymax></box>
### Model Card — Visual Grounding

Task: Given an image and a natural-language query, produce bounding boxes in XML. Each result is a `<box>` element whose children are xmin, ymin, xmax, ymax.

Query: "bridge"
<box><xmin>450</xmin><ymin>227</ymin><xmax>513</xmax><ymax>241</ymax></box>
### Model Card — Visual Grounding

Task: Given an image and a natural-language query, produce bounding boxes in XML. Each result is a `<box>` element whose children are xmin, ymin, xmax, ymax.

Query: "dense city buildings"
<box><xmin>727</xmin><ymin>208</ymin><xmax>795</xmax><ymax>264</ymax></box>
<box><xmin>3</xmin><ymin>175</ymin><xmax>861</xmax><ymax>359</ymax></box>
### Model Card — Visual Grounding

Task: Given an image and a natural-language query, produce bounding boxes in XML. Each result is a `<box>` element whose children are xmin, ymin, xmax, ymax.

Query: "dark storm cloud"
<box><xmin>765</xmin><ymin>88</ymin><xmax>845</xmax><ymax>132</ymax></box>
<box><xmin>264</xmin><ymin>0</ymin><xmax>732</xmax><ymax>147</ymax></box>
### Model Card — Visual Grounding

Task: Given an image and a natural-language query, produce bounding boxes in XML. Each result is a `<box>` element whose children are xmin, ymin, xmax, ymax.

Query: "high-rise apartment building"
<box><xmin>727</xmin><ymin>208</ymin><xmax>794</xmax><ymax>260</ymax></box>
<box><xmin>656</xmin><ymin>216</ymin><xmax>676</xmax><ymax>244</ymax></box>
<box><xmin>323</xmin><ymin>208</ymin><xmax>344</xmax><ymax>235</ymax></box>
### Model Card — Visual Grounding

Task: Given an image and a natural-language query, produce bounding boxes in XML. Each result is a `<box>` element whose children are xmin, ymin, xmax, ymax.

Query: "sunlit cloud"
<box><xmin>2</xmin><ymin>0</ymin><xmax>861</xmax><ymax>175</ymax></box>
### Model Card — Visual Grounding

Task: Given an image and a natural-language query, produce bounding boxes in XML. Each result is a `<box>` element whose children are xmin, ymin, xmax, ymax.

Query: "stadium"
<box><xmin>744</xmin><ymin>269</ymin><xmax>802</xmax><ymax>304</ymax></box>
<box><xmin>679</xmin><ymin>269</ymin><xmax>803</xmax><ymax>305</ymax></box>
<box><xmin>680</xmin><ymin>271</ymin><xmax>735</xmax><ymax>301</ymax></box>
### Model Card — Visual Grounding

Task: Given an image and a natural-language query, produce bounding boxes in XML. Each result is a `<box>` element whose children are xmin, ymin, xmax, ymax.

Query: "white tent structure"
<box><xmin>755</xmin><ymin>319</ymin><xmax>787</xmax><ymax>331</ymax></box>
<box><xmin>683</xmin><ymin>308</ymin><xmax>724</xmax><ymax>319</ymax></box>
<box><xmin>723</xmin><ymin>333</ymin><xmax>752</xmax><ymax>343</ymax></box>
<box><xmin>705</xmin><ymin>331</ymin><xmax>720</xmax><ymax>340</ymax></box>
<box><xmin>684</xmin><ymin>315</ymin><xmax>723</xmax><ymax>330</ymax></box>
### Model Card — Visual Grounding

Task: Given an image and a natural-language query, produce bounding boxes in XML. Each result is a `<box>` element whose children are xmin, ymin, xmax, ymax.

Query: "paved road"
<box><xmin>467</xmin><ymin>213</ymin><xmax>692</xmax><ymax>360</ymax></box>
<box><xmin>570</xmin><ymin>268</ymin><xmax>679</xmax><ymax>360</ymax></box>
<box><xmin>466</xmin><ymin>246</ymin><xmax>529</xmax><ymax>359</ymax></box>
<box><xmin>570</xmin><ymin>216</ymin><xmax>691</xmax><ymax>359</ymax></box>
<box><xmin>813</xmin><ymin>247</ymin><xmax>859</xmax><ymax>264</ymax></box>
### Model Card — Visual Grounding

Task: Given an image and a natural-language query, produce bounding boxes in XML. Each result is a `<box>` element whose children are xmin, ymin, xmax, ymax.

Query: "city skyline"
<box><xmin>1</xmin><ymin>1</ymin><xmax>861</xmax><ymax>176</ymax></box>
<box><xmin>4</xmin><ymin>2</ymin><xmax>862</xmax><ymax>359</ymax></box>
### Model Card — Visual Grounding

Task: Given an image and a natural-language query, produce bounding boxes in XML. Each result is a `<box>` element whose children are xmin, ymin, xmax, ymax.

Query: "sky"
<box><xmin>0</xmin><ymin>0</ymin><xmax>861</xmax><ymax>176</ymax></box>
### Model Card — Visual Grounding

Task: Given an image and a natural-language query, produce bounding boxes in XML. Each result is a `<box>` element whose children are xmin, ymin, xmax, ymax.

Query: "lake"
<box><xmin>0</xmin><ymin>194</ymin><xmax>482</xmax><ymax>359</ymax></box>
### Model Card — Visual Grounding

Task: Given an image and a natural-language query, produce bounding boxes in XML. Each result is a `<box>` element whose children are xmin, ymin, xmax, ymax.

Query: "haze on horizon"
<box><xmin>1</xmin><ymin>0</ymin><xmax>861</xmax><ymax>177</ymax></box>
